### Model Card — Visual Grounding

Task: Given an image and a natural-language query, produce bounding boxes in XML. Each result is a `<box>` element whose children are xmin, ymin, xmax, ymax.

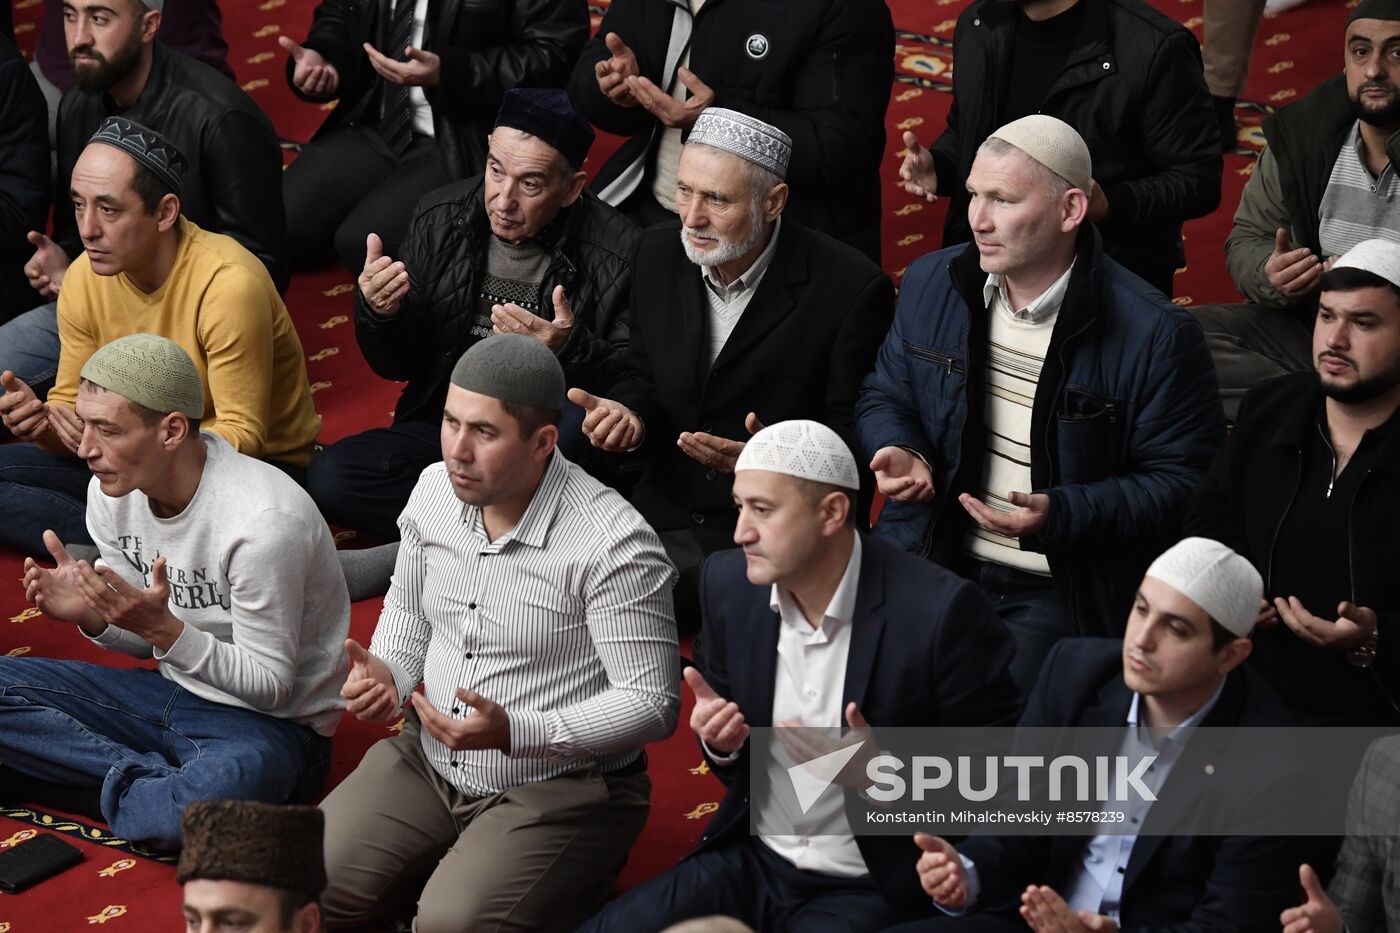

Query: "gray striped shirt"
<box><xmin>370</xmin><ymin>451</ymin><xmax>681</xmax><ymax>796</ymax></box>
<box><xmin>1318</xmin><ymin>121</ymin><xmax>1400</xmax><ymax>258</ymax></box>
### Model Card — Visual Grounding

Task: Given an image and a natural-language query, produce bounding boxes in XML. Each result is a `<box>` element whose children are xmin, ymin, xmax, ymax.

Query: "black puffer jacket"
<box><xmin>354</xmin><ymin>176</ymin><xmax>639</xmax><ymax>425</ymax></box>
<box><xmin>290</xmin><ymin>0</ymin><xmax>587</xmax><ymax>182</ymax></box>
<box><xmin>931</xmin><ymin>0</ymin><xmax>1221</xmax><ymax>295</ymax></box>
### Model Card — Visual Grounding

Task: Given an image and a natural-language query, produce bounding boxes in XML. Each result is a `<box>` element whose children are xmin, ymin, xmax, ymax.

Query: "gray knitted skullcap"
<box><xmin>450</xmin><ymin>333</ymin><xmax>564</xmax><ymax>410</ymax></box>
<box><xmin>80</xmin><ymin>333</ymin><xmax>204</xmax><ymax>418</ymax></box>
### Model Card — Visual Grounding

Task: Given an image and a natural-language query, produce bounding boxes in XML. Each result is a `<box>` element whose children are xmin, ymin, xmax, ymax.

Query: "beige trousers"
<box><xmin>1204</xmin><ymin>0</ymin><xmax>1269</xmax><ymax>98</ymax></box>
<box><xmin>320</xmin><ymin>712</ymin><xmax>651</xmax><ymax>933</ymax></box>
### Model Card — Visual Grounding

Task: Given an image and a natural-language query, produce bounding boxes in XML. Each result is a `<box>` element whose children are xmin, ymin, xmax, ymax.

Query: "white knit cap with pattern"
<box><xmin>1331</xmin><ymin>238</ymin><xmax>1400</xmax><ymax>288</ymax></box>
<box><xmin>734</xmin><ymin>420</ymin><xmax>859</xmax><ymax>490</ymax></box>
<box><xmin>988</xmin><ymin>114</ymin><xmax>1092</xmax><ymax>193</ymax></box>
<box><xmin>1144</xmin><ymin>538</ymin><xmax>1262</xmax><ymax>638</ymax></box>
<box><xmin>687</xmin><ymin>107</ymin><xmax>793</xmax><ymax>180</ymax></box>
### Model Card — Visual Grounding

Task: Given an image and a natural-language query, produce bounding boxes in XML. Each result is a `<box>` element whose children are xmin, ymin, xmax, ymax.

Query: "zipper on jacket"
<box><xmin>902</xmin><ymin>341</ymin><xmax>965</xmax><ymax>375</ymax></box>
<box><xmin>1318</xmin><ymin>423</ymin><xmax>1339</xmax><ymax>499</ymax></box>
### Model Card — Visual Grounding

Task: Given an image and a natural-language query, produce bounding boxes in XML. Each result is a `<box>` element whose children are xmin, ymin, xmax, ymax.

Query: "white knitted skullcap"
<box><xmin>687</xmin><ymin>107</ymin><xmax>793</xmax><ymax>180</ymax></box>
<box><xmin>1331</xmin><ymin>238</ymin><xmax>1400</xmax><ymax>289</ymax></box>
<box><xmin>735</xmin><ymin>420</ymin><xmax>859</xmax><ymax>490</ymax></box>
<box><xmin>988</xmin><ymin>114</ymin><xmax>1092</xmax><ymax>193</ymax></box>
<box><xmin>1144</xmin><ymin>538</ymin><xmax>1262</xmax><ymax>638</ymax></box>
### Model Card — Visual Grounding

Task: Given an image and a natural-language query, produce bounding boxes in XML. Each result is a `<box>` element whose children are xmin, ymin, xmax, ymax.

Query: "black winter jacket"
<box><xmin>55</xmin><ymin>43</ymin><xmax>288</xmax><ymax>293</ymax></box>
<box><xmin>290</xmin><ymin>0</ymin><xmax>587</xmax><ymax>182</ymax></box>
<box><xmin>354</xmin><ymin>176</ymin><xmax>639</xmax><ymax>425</ymax></box>
<box><xmin>567</xmin><ymin>0</ymin><xmax>893</xmax><ymax>262</ymax></box>
<box><xmin>931</xmin><ymin>0</ymin><xmax>1220</xmax><ymax>295</ymax></box>
<box><xmin>1186</xmin><ymin>373</ymin><xmax>1400</xmax><ymax>726</ymax></box>
<box><xmin>0</xmin><ymin>33</ymin><xmax>49</xmax><ymax>322</ymax></box>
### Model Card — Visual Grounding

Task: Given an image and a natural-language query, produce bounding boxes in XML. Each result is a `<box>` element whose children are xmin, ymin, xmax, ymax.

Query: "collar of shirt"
<box><xmin>767</xmin><ymin>533</ymin><xmax>862</xmax><ymax>639</ymax></box>
<box><xmin>1125</xmin><ymin>674</ymin><xmax>1227</xmax><ymax>754</ymax></box>
<box><xmin>982</xmin><ymin>259</ymin><xmax>1075</xmax><ymax>325</ymax></box>
<box><xmin>702</xmin><ymin>217</ymin><xmax>783</xmax><ymax>302</ymax></box>
<box><xmin>460</xmin><ymin>450</ymin><xmax>568</xmax><ymax>550</ymax></box>
<box><xmin>1349</xmin><ymin>120</ymin><xmax>1395</xmax><ymax>186</ymax></box>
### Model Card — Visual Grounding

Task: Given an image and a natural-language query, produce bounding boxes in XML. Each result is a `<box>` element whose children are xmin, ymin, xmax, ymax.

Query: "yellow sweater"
<box><xmin>51</xmin><ymin>217</ymin><xmax>321</xmax><ymax>465</ymax></box>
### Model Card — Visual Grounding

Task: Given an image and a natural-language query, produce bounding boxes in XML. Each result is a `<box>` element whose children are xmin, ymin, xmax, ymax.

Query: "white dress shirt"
<box><xmin>760</xmin><ymin>533</ymin><xmax>870</xmax><ymax>877</ymax></box>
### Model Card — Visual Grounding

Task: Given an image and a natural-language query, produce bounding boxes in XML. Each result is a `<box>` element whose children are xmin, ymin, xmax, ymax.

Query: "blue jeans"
<box><xmin>0</xmin><ymin>658</ymin><xmax>331</xmax><ymax>850</ymax></box>
<box><xmin>971</xmin><ymin>559</ymin><xmax>1072</xmax><ymax>695</ymax></box>
<box><xmin>0</xmin><ymin>300</ymin><xmax>60</xmax><ymax>396</ymax></box>
<box><xmin>0</xmin><ymin>442</ymin><xmax>93</xmax><ymax>556</ymax></box>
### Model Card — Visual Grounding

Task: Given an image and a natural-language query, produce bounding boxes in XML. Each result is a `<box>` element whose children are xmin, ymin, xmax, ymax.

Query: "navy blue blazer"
<box><xmin>694</xmin><ymin>534</ymin><xmax>1022</xmax><ymax>920</ymax></box>
<box><xmin>956</xmin><ymin>638</ymin><xmax>1305</xmax><ymax>933</ymax></box>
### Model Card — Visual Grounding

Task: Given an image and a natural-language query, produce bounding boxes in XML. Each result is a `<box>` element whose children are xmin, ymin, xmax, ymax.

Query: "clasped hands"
<box><xmin>342</xmin><ymin>639</ymin><xmax>510</xmax><ymax>752</ymax></box>
<box><xmin>25</xmin><ymin>530</ymin><xmax>183</xmax><ymax>649</ymax></box>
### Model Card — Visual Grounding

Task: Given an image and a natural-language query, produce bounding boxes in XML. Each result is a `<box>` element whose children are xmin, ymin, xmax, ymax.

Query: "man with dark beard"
<box><xmin>0</xmin><ymin>0</ymin><xmax>284</xmax><ymax>414</ymax></box>
<box><xmin>1201</xmin><ymin>0</ymin><xmax>1400</xmax><ymax>420</ymax></box>
<box><xmin>1187</xmin><ymin>239</ymin><xmax>1400</xmax><ymax>727</ymax></box>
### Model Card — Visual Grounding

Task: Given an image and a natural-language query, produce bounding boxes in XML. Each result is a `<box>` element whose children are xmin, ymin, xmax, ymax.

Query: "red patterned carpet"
<box><xmin>0</xmin><ymin>0</ymin><xmax>1353</xmax><ymax>929</ymax></box>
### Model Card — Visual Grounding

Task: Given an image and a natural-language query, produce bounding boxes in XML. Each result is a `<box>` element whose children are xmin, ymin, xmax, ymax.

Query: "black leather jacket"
<box><xmin>354</xmin><ymin>176</ymin><xmax>639</xmax><ymax>425</ymax></box>
<box><xmin>289</xmin><ymin>0</ymin><xmax>587</xmax><ymax>182</ymax></box>
<box><xmin>54</xmin><ymin>43</ymin><xmax>288</xmax><ymax>293</ymax></box>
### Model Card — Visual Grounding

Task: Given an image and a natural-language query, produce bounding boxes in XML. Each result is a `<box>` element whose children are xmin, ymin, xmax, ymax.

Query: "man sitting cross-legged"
<box><xmin>0</xmin><ymin>334</ymin><xmax>349</xmax><ymax>851</ymax></box>
<box><xmin>319</xmin><ymin>333</ymin><xmax>679</xmax><ymax>933</ymax></box>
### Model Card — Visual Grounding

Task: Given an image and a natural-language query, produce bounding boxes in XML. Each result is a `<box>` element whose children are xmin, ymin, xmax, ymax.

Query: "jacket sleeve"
<box><xmin>930</xmin><ymin>579</ymin><xmax>1022</xmax><ymax>727</ymax></box>
<box><xmin>606</xmin><ymin>241</ymin><xmax>667</xmax><ymax>441</ymax></box>
<box><xmin>352</xmin><ymin>204</ymin><xmax>436</xmax><ymax>382</ymax></box>
<box><xmin>1096</xmin><ymin>31</ymin><xmax>1222</xmax><ymax>235</ymax></box>
<box><xmin>1225</xmin><ymin>145</ymin><xmax>1294</xmax><ymax>307</ymax></box>
<box><xmin>428</xmin><ymin>0</ymin><xmax>589</xmax><ymax>123</ymax></box>
<box><xmin>824</xmin><ymin>271</ymin><xmax>896</xmax><ymax>445</ymax></box>
<box><xmin>854</xmin><ymin>263</ymin><xmax>939</xmax><ymax>465</ymax></box>
<box><xmin>1038</xmin><ymin>310</ymin><xmax>1226</xmax><ymax>550</ymax></box>
<box><xmin>1182</xmin><ymin>395</ymin><xmax>1255</xmax><ymax>553</ymax></box>
<box><xmin>1137</xmin><ymin>835</ymin><xmax>1307</xmax><ymax>933</ymax></box>
<box><xmin>558</xmin><ymin>234</ymin><xmax>636</xmax><ymax>393</ymax></box>
<box><xmin>710</xmin><ymin>0</ymin><xmax>893</xmax><ymax>193</ymax></box>
<box><xmin>201</xmin><ymin>110</ymin><xmax>290</xmax><ymax>294</ymax></box>
<box><xmin>565</xmin><ymin>0</ymin><xmax>662</xmax><ymax>138</ymax></box>
<box><xmin>0</xmin><ymin>54</ymin><xmax>49</xmax><ymax>266</ymax></box>
<box><xmin>694</xmin><ymin>555</ymin><xmax>745</xmax><ymax>782</ymax></box>
<box><xmin>1329</xmin><ymin>740</ymin><xmax>1395</xmax><ymax>933</ymax></box>
<box><xmin>288</xmin><ymin>0</ymin><xmax>362</xmax><ymax>101</ymax></box>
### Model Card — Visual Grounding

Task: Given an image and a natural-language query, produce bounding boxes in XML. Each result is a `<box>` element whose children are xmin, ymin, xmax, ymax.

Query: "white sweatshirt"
<box><xmin>84</xmin><ymin>434</ymin><xmax>349</xmax><ymax>736</ymax></box>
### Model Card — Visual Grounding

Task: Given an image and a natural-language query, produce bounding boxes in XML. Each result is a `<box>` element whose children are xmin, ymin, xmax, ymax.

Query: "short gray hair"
<box><xmin>687</xmin><ymin>141</ymin><xmax>782</xmax><ymax>212</ymax></box>
<box><xmin>976</xmin><ymin>136</ymin><xmax>1073</xmax><ymax>202</ymax></box>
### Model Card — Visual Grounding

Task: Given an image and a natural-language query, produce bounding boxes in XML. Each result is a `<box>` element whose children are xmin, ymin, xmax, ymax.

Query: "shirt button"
<box><xmin>468</xmin><ymin>602</ymin><xmax>477</xmax><ymax>610</ymax></box>
<box><xmin>806</xmin><ymin>688</ymin><xmax>818</xmax><ymax>698</ymax></box>
<box><xmin>1117</xmin><ymin>867</ymin><xmax>1125</xmax><ymax>874</ymax></box>
<box><xmin>799</xmin><ymin>838</ymin><xmax>810</xmax><ymax>846</ymax></box>
<box><xmin>450</xmin><ymin>761</ymin><xmax>459</xmax><ymax>767</ymax></box>
<box><xmin>451</xmin><ymin>707</ymin><xmax>461</xmax><ymax>715</ymax></box>
<box><xmin>465</xmin><ymin>652</ymin><xmax>473</xmax><ymax>659</ymax></box>
<box><xmin>691</xmin><ymin>512</ymin><xmax>705</xmax><ymax>525</ymax></box>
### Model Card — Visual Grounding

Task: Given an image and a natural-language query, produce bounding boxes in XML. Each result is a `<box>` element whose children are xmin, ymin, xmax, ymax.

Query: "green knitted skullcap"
<box><xmin>450</xmin><ymin>333</ymin><xmax>565</xmax><ymax>410</ymax></box>
<box><xmin>80</xmin><ymin>333</ymin><xmax>204</xmax><ymax>418</ymax></box>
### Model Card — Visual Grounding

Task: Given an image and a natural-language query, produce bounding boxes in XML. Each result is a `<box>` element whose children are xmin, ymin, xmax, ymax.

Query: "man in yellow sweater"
<box><xmin>0</xmin><ymin>118</ymin><xmax>320</xmax><ymax>557</ymax></box>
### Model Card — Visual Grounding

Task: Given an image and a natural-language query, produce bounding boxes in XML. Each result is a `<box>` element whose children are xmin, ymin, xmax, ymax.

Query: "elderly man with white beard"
<box><xmin>569</xmin><ymin>107</ymin><xmax>895</xmax><ymax>632</ymax></box>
